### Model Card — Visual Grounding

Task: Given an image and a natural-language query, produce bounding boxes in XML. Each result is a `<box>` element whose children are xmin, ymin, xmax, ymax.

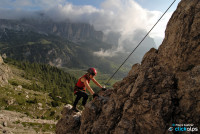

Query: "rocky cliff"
<box><xmin>56</xmin><ymin>0</ymin><xmax>200</xmax><ymax>133</ymax></box>
<box><xmin>0</xmin><ymin>55</ymin><xmax>11</xmax><ymax>86</ymax></box>
<box><xmin>0</xmin><ymin>19</ymin><xmax>103</xmax><ymax>42</ymax></box>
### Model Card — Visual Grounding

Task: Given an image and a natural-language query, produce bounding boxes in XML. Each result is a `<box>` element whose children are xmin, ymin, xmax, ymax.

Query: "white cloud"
<box><xmin>0</xmin><ymin>0</ymin><xmax>174</xmax><ymax>53</ymax></box>
<box><xmin>34</xmin><ymin>0</ymin><xmax>67</xmax><ymax>9</ymax></box>
<box><xmin>0</xmin><ymin>0</ymin><xmax>67</xmax><ymax>10</ymax></box>
<box><xmin>93</xmin><ymin>47</ymin><xmax>123</xmax><ymax>57</ymax></box>
<box><xmin>45</xmin><ymin>0</ymin><xmax>168</xmax><ymax>48</ymax></box>
<box><xmin>148</xmin><ymin>11</ymin><xmax>173</xmax><ymax>40</ymax></box>
<box><xmin>46</xmin><ymin>4</ymin><xmax>99</xmax><ymax>22</ymax></box>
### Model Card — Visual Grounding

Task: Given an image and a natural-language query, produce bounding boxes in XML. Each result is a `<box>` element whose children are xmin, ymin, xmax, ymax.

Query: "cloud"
<box><xmin>45</xmin><ymin>3</ymin><xmax>99</xmax><ymax>22</ymax></box>
<box><xmin>149</xmin><ymin>11</ymin><xmax>173</xmax><ymax>39</ymax></box>
<box><xmin>0</xmin><ymin>0</ymin><xmax>174</xmax><ymax>55</ymax></box>
<box><xmin>94</xmin><ymin>46</ymin><xmax>124</xmax><ymax>57</ymax></box>
<box><xmin>44</xmin><ymin>0</ymin><xmax>166</xmax><ymax>56</ymax></box>
<box><xmin>0</xmin><ymin>0</ymin><xmax>67</xmax><ymax>10</ymax></box>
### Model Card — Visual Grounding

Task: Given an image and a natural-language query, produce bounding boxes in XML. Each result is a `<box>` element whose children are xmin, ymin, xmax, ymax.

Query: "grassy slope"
<box><xmin>0</xmin><ymin>62</ymin><xmax>70</xmax><ymax>133</ymax></box>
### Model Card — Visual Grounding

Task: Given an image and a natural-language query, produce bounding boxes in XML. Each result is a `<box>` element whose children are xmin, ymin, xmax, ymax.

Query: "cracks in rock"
<box><xmin>169</xmin><ymin>76</ymin><xmax>181</xmax><ymax>127</ymax></box>
<box><xmin>107</xmin><ymin>101</ymin><xmax>126</xmax><ymax>133</ymax></box>
<box><xmin>161</xmin><ymin>75</ymin><xmax>180</xmax><ymax>133</ymax></box>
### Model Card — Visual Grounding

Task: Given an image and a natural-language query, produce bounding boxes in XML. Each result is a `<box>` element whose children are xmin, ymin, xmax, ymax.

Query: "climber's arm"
<box><xmin>91</xmin><ymin>78</ymin><xmax>103</xmax><ymax>88</ymax></box>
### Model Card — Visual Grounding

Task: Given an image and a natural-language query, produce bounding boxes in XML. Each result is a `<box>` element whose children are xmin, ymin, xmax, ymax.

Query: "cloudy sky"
<box><xmin>0</xmin><ymin>0</ymin><xmax>181</xmax><ymax>47</ymax></box>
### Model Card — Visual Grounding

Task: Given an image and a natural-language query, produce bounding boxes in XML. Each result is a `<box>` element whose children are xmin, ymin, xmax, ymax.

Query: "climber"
<box><xmin>72</xmin><ymin>68</ymin><xmax>107</xmax><ymax>112</ymax></box>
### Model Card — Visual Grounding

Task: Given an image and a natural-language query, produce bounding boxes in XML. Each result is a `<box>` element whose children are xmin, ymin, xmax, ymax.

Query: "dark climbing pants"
<box><xmin>73</xmin><ymin>91</ymin><xmax>88</xmax><ymax>107</ymax></box>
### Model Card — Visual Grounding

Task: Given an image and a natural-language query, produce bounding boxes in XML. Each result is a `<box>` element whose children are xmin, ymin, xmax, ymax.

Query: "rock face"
<box><xmin>0</xmin><ymin>19</ymin><xmax>103</xmax><ymax>42</ymax></box>
<box><xmin>56</xmin><ymin>105</ymin><xmax>81</xmax><ymax>134</ymax></box>
<box><xmin>56</xmin><ymin>0</ymin><xmax>200</xmax><ymax>133</ymax></box>
<box><xmin>0</xmin><ymin>110</ymin><xmax>56</xmax><ymax>134</ymax></box>
<box><xmin>0</xmin><ymin>56</ymin><xmax>3</xmax><ymax>64</ymax></box>
<box><xmin>0</xmin><ymin>56</ymin><xmax>11</xmax><ymax>85</ymax></box>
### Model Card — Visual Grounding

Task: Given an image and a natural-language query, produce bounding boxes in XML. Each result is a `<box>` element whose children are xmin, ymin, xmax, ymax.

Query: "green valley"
<box><xmin>0</xmin><ymin>58</ymin><xmax>77</xmax><ymax>133</ymax></box>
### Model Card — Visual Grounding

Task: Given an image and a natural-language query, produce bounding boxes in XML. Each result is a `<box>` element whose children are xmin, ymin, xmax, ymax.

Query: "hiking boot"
<box><xmin>72</xmin><ymin>106</ymin><xmax>79</xmax><ymax>112</ymax></box>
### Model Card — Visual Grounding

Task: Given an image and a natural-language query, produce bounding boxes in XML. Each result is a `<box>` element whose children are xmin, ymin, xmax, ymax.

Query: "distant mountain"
<box><xmin>0</xmin><ymin>29</ymin><xmax>112</xmax><ymax>70</ymax></box>
<box><xmin>0</xmin><ymin>18</ymin><xmax>157</xmax><ymax>80</ymax></box>
<box><xmin>0</xmin><ymin>18</ymin><xmax>103</xmax><ymax>42</ymax></box>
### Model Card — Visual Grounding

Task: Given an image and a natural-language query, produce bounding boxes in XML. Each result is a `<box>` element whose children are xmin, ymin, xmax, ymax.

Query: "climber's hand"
<box><xmin>93</xmin><ymin>93</ymin><xmax>99</xmax><ymax>99</ymax></box>
<box><xmin>102</xmin><ymin>88</ymin><xmax>107</xmax><ymax>91</ymax></box>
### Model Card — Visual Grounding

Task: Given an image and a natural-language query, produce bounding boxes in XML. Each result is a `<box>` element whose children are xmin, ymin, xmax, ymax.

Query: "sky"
<box><xmin>0</xmin><ymin>0</ymin><xmax>181</xmax><ymax>48</ymax></box>
<box><xmin>66</xmin><ymin>0</ymin><xmax>180</xmax><ymax>12</ymax></box>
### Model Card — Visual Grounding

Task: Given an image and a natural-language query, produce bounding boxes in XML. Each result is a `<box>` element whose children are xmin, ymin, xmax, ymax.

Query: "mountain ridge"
<box><xmin>0</xmin><ymin>12</ymin><xmax>157</xmax><ymax>83</ymax></box>
<box><xmin>0</xmin><ymin>18</ymin><xmax>103</xmax><ymax>42</ymax></box>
